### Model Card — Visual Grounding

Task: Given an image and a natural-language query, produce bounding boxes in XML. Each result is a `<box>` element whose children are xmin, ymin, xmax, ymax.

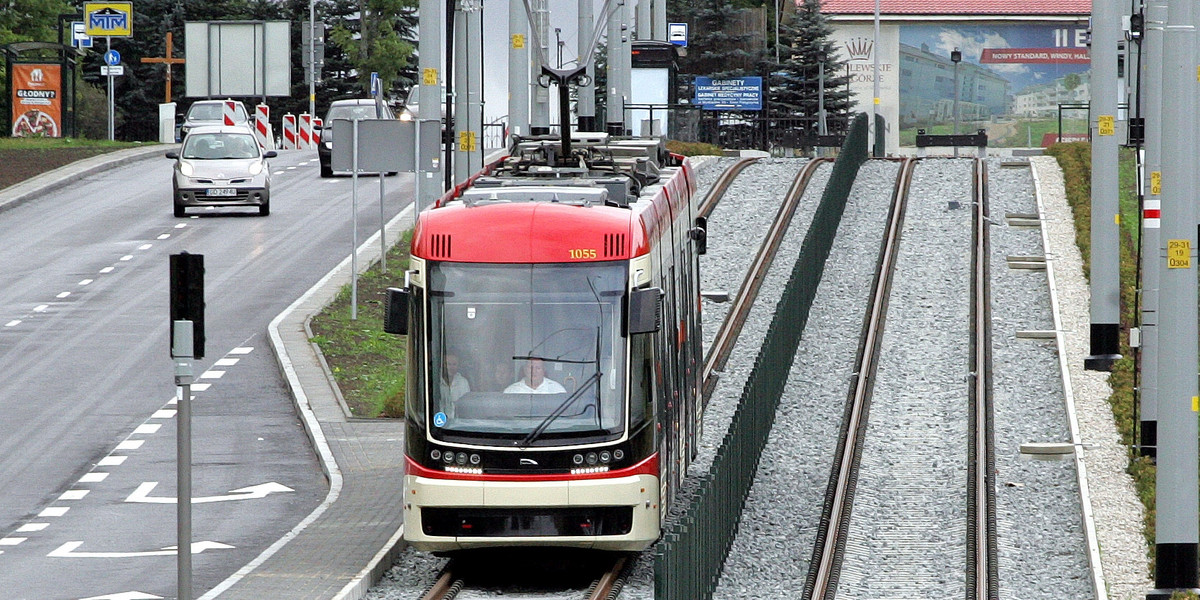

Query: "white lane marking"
<box><xmin>126</xmin><ymin>481</ymin><xmax>294</xmax><ymax>504</ymax></box>
<box><xmin>17</xmin><ymin>523</ymin><xmax>48</xmax><ymax>533</ymax></box>
<box><xmin>97</xmin><ymin>457</ymin><xmax>125</xmax><ymax>467</ymax></box>
<box><xmin>157</xmin><ymin>234</ymin><xmax>170</xmax><ymax>240</ymax></box>
<box><xmin>214</xmin><ymin>358</ymin><xmax>239</xmax><ymax>366</ymax></box>
<box><xmin>175</xmin><ymin>223</ymin><xmax>188</xmax><ymax>229</ymax></box>
<box><xmin>48</xmin><ymin>540</ymin><xmax>234</xmax><ymax>558</ymax></box>
<box><xmin>59</xmin><ymin>490</ymin><xmax>89</xmax><ymax>501</ymax></box>
<box><xmin>82</xmin><ymin>471</ymin><xmax>112</xmax><ymax>480</ymax></box>
<box><xmin>191</xmin><ymin>383</ymin><xmax>212</xmax><ymax>391</ymax></box>
<box><xmin>99</xmin><ymin>267</ymin><xmax>114</xmax><ymax>274</ymax></box>
<box><xmin>134</xmin><ymin>424</ymin><xmax>161</xmax><ymax>435</ymax></box>
<box><xmin>56</xmin><ymin>292</ymin><xmax>70</xmax><ymax>298</ymax></box>
<box><xmin>78</xmin><ymin>279</ymin><xmax>93</xmax><ymax>286</ymax></box>
<box><xmin>4</xmin><ymin>320</ymin><xmax>19</xmax><ymax>327</ymax></box>
<box><xmin>138</xmin><ymin>244</ymin><xmax>152</xmax><ymax>250</ymax></box>
<box><xmin>80</xmin><ymin>591</ymin><xmax>164</xmax><ymax>600</ymax></box>
<box><xmin>0</xmin><ymin>538</ymin><xmax>26</xmax><ymax>545</ymax></box>
<box><xmin>230</xmin><ymin>347</ymin><xmax>253</xmax><ymax>354</ymax></box>
<box><xmin>120</xmin><ymin>255</ymin><xmax>133</xmax><ymax>261</ymax></box>
<box><xmin>199</xmin><ymin>371</ymin><xmax>225</xmax><ymax>379</ymax></box>
<box><xmin>116</xmin><ymin>440</ymin><xmax>144</xmax><ymax>451</ymax></box>
<box><xmin>34</xmin><ymin>304</ymin><xmax>48</xmax><ymax>312</ymax></box>
<box><xmin>39</xmin><ymin>507</ymin><xmax>68</xmax><ymax>517</ymax></box>
<box><xmin>152</xmin><ymin>409</ymin><xmax>177</xmax><ymax>419</ymax></box>
<box><xmin>286</xmin><ymin>166</ymin><xmax>297</xmax><ymax>170</ymax></box>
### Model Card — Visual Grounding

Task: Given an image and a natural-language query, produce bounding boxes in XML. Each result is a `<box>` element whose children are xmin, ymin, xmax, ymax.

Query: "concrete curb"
<box><xmin>0</xmin><ymin>144</ymin><xmax>178</xmax><ymax>215</ymax></box>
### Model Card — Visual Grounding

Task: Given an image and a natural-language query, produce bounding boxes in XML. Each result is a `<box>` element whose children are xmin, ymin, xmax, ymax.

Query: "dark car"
<box><xmin>317</xmin><ymin>99</ymin><xmax>395</xmax><ymax>178</ymax></box>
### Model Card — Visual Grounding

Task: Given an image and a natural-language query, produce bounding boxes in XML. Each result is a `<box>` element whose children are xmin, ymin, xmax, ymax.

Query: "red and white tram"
<box><xmin>386</xmin><ymin>133</ymin><xmax>705</xmax><ymax>552</ymax></box>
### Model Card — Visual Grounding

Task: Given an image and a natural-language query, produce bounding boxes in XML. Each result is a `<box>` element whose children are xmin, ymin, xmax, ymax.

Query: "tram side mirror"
<box><xmin>628</xmin><ymin>287</ymin><xmax>663</xmax><ymax>335</ymax></box>
<box><xmin>383</xmin><ymin>287</ymin><xmax>409</xmax><ymax>335</ymax></box>
<box><xmin>690</xmin><ymin>217</ymin><xmax>708</xmax><ymax>255</ymax></box>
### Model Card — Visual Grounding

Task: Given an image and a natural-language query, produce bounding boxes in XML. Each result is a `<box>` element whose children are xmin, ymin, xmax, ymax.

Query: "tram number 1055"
<box><xmin>569</xmin><ymin>248</ymin><xmax>598</xmax><ymax>259</ymax></box>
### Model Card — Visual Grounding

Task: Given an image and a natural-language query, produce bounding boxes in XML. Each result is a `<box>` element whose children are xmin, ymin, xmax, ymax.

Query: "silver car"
<box><xmin>167</xmin><ymin>126</ymin><xmax>276</xmax><ymax>217</ymax></box>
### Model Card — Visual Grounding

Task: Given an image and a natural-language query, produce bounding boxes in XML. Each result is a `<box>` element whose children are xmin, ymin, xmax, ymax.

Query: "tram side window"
<box><xmin>406</xmin><ymin>287</ymin><xmax>426</xmax><ymax>425</ymax></box>
<box><xmin>629</xmin><ymin>333</ymin><xmax>653</xmax><ymax>429</ymax></box>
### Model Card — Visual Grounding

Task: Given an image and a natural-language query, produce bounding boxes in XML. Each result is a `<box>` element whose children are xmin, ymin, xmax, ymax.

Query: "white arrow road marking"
<box><xmin>80</xmin><ymin>591</ymin><xmax>164</xmax><ymax>600</ymax></box>
<box><xmin>48</xmin><ymin>541</ymin><xmax>233</xmax><ymax>558</ymax></box>
<box><xmin>125</xmin><ymin>481</ymin><xmax>294</xmax><ymax>504</ymax></box>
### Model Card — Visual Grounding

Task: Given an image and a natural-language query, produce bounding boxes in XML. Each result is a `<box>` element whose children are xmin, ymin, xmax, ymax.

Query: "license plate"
<box><xmin>206</xmin><ymin>188</ymin><xmax>237</xmax><ymax>197</ymax></box>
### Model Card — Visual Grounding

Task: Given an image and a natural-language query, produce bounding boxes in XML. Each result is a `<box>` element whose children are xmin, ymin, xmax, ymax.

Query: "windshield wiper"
<box><xmin>518</xmin><ymin>370</ymin><xmax>601</xmax><ymax>448</ymax></box>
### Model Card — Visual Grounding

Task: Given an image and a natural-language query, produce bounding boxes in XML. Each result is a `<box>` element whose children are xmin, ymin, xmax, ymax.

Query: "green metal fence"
<box><xmin>653</xmin><ymin>112</ymin><xmax>870</xmax><ymax>600</ymax></box>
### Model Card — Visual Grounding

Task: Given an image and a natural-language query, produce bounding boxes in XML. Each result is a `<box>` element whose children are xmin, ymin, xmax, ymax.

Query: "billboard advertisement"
<box><xmin>897</xmin><ymin>23</ymin><xmax>1091</xmax><ymax>147</ymax></box>
<box><xmin>11</xmin><ymin>64</ymin><xmax>63</xmax><ymax>137</ymax></box>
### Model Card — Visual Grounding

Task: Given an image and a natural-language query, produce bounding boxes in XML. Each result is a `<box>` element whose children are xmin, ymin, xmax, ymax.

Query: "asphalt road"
<box><xmin>0</xmin><ymin>148</ymin><xmax>415</xmax><ymax>599</ymax></box>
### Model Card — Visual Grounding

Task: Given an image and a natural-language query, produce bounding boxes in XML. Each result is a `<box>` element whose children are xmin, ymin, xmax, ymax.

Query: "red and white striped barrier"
<box><xmin>223</xmin><ymin>100</ymin><xmax>239</xmax><ymax>126</ymax></box>
<box><xmin>312</xmin><ymin>117</ymin><xmax>323</xmax><ymax>144</ymax></box>
<box><xmin>298</xmin><ymin>113</ymin><xmax>313</xmax><ymax>150</ymax></box>
<box><xmin>281</xmin><ymin>113</ymin><xmax>297</xmax><ymax>150</ymax></box>
<box><xmin>254</xmin><ymin>104</ymin><xmax>275</xmax><ymax>150</ymax></box>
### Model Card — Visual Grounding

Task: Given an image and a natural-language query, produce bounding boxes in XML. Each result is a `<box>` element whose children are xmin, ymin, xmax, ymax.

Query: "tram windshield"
<box><xmin>426</xmin><ymin>261</ymin><xmax>628</xmax><ymax>446</ymax></box>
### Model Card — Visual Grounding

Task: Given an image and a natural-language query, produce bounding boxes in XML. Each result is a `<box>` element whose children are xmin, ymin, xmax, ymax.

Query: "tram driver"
<box><xmin>504</xmin><ymin>358</ymin><xmax>567</xmax><ymax>394</ymax></box>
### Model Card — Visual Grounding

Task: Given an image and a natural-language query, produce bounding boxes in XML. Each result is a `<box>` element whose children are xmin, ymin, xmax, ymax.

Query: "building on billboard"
<box><xmin>821</xmin><ymin>0</ymin><xmax>1092</xmax><ymax>153</ymax></box>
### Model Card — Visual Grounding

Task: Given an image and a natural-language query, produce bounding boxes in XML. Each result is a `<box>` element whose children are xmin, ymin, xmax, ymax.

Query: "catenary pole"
<box><xmin>578</xmin><ymin>0</ymin><xmax>597</xmax><ymax>130</ymax></box>
<box><xmin>417</xmin><ymin>0</ymin><xmax>444</xmax><ymax>211</ymax></box>
<box><xmin>509</xmin><ymin>0</ymin><xmax>530</xmax><ymax>139</ymax></box>
<box><xmin>1139</xmin><ymin>0</ymin><xmax>1166</xmax><ymax>457</ymax></box>
<box><xmin>1085</xmin><ymin>0</ymin><xmax>1123</xmax><ymax>371</ymax></box>
<box><xmin>1150</xmin><ymin>0</ymin><xmax>1199</xmax><ymax>592</ymax></box>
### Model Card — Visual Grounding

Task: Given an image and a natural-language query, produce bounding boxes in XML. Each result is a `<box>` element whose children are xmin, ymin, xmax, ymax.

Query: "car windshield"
<box><xmin>325</xmin><ymin>103</ymin><xmax>388</xmax><ymax>121</ymax></box>
<box><xmin>188</xmin><ymin>103</ymin><xmax>247</xmax><ymax>122</ymax></box>
<box><xmin>181</xmin><ymin>133</ymin><xmax>260</xmax><ymax>160</ymax></box>
<box><xmin>426</xmin><ymin>261</ymin><xmax>628</xmax><ymax>446</ymax></box>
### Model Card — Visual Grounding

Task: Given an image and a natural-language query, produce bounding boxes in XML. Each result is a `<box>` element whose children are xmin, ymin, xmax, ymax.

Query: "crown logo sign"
<box><xmin>845</xmin><ymin>37</ymin><xmax>873</xmax><ymax>60</ymax></box>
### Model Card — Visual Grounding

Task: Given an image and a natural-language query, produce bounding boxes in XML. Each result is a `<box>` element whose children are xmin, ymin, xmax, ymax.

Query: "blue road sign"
<box><xmin>694</xmin><ymin>76</ymin><xmax>763</xmax><ymax>110</ymax></box>
<box><xmin>104</xmin><ymin>49</ymin><xmax>121</xmax><ymax>66</ymax></box>
<box><xmin>669</xmin><ymin>23</ymin><xmax>688</xmax><ymax>47</ymax></box>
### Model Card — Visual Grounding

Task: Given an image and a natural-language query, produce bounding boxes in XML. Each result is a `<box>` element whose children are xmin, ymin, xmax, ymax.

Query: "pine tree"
<box><xmin>768</xmin><ymin>0</ymin><xmax>851</xmax><ymax>132</ymax></box>
<box><xmin>327</xmin><ymin>0</ymin><xmax>417</xmax><ymax>100</ymax></box>
<box><xmin>670</xmin><ymin>0</ymin><xmax>762</xmax><ymax>79</ymax></box>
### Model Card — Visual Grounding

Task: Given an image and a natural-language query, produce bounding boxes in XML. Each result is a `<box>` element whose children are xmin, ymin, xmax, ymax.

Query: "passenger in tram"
<box><xmin>482</xmin><ymin>361</ymin><xmax>515</xmax><ymax>392</ymax></box>
<box><xmin>504</xmin><ymin>358</ymin><xmax>567</xmax><ymax>394</ymax></box>
<box><xmin>439</xmin><ymin>352</ymin><xmax>471</xmax><ymax>404</ymax></box>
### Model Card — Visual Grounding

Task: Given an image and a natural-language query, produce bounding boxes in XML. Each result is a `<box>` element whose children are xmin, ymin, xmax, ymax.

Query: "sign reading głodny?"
<box><xmin>694</xmin><ymin>77</ymin><xmax>762</xmax><ymax>111</ymax></box>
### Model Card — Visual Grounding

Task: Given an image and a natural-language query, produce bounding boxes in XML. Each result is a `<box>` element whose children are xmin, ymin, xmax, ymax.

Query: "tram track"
<box><xmin>700</xmin><ymin>157</ymin><xmax>832</xmax><ymax>402</ymax></box>
<box><xmin>415</xmin><ymin>554</ymin><xmax>630</xmax><ymax>600</ymax></box>
<box><xmin>804</xmin><ymin>158</ymin><xmax>999</xmax><ymax>599</ymax></box>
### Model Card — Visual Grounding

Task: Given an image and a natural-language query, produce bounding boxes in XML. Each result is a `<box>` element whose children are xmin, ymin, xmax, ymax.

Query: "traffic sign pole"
<box><xmin>107</xmin><ymin>36</ymin><xmax>114</xmax><ymax>141</ymax></box>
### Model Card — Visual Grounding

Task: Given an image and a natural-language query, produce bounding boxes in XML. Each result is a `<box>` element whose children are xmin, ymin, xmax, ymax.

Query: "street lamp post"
<box><xmin>951</xmin><ymin>47</ymin><xmax>961</xmax><ymax>157</ymax></box>
<box><xmin>555</xmin><ymin>28</ymin><xmax>563</xmax><ymax>68</ymax></box>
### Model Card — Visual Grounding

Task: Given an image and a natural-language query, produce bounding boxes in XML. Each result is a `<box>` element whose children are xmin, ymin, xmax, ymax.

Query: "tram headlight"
<box><xmin>456</xmin><ymin>452</ymin><xmax>468</xmax><ymax>465</ymax></box>
<box><xmin>613</xmin><ymin>449</ymin><xmax>625</xmax><ymax>461</ymax></box>
<box><xmin>443</xmin><ymin>452</ymin><xmax>455</xmax><ymax>464</ymax></box>
<box><xmin>431</xmin><ymin>449</ymin><xmax>442</xmax><ymax>461</ymax></box>
<box><xmin>586</xmin><ymin>452</ymin><xmax>598</xmax><ymax>466</ymax></box>
<box><xmin>600</xmin><ymin>451</ymin><xmax>611</xmax><ymax>463</ymax></box>
<box><xmin>573</xmin><ymin>454</ymin><xmax>585</xmax><ymax>465</ymax></box>
<box><xmin>469</xmin><ymin>453</ymin><xmax>481</xmax><ymax>465</ymax></box>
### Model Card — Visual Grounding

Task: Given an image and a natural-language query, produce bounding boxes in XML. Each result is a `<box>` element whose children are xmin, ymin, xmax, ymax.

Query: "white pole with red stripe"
<box><xmin>281</xmin><ymin>113</ymin><xmax>297</xmax><ymax>150</ymax></box>
<box><xmin>254</xmin><ymin>104</ymin><xmax>275</xmax><ymax>150</ymax></box>
<box><xmin>298</xmin><ymin>113</ymin><xmax>313</xmax><ymax>149</ymax></box>
<box><xmin>312</xmin><ymin>117</ymin><xmax>323</xmax><ymax>144</ymax></box>
<box><xmin>222</xmin><ymin>100</ymin><xmax>239</xmax><ymax>126</ymax></box>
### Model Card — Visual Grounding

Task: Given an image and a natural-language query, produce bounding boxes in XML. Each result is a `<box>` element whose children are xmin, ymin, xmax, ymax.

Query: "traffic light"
<box><xmin>170</xmin><ymin>252</ymin><xmax>205</xmax><ymax>359</ymax></box>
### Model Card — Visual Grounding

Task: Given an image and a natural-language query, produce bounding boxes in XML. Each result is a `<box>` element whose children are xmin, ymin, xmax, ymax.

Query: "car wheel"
<box><xmin>259</xmin><ymin>201</ymin><xmax>270</xmax><ymax>216</ymax></box>
<box><xmin>320</xmin><ymin>161</ymin><xmax>332</xmax><ymax>178</ymax></box>
<box><xmin>174</xmin><ymin>203</ymin><xmax>186</xmax><ymax>217</ymax></box>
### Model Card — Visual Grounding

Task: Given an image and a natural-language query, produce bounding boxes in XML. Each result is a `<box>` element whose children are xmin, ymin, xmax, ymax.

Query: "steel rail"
<box><xmin>697</xmin><ymin>156</ymin><xmax>762</xmax><ymax>219</ymax></box>
<box><xmin>805</xmin><ymin>157</ymin><xmax>916</xmax><ymax>600</ymax></box>
<box><xmin>967</xmin><ymin>158</ymin><xmax>998</xmax><ymax>600</ymax></box>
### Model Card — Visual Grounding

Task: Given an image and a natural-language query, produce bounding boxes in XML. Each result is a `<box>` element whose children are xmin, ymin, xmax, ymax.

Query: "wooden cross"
<box><xmin>140</xmin><ymin>31</ymin><xmax>185</xmax><ymax>104</ymax></box>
